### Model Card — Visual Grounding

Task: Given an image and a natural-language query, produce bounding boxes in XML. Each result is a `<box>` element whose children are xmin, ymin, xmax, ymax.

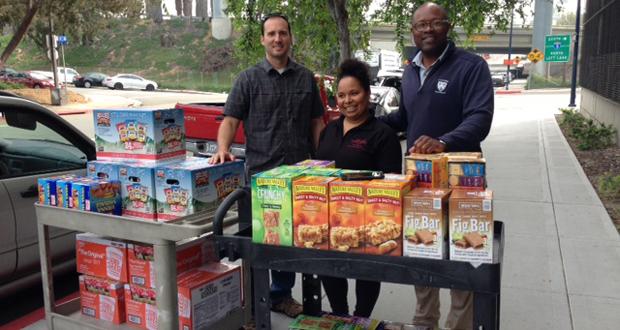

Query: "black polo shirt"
<box><xmin>316</xmin><ymin>114</ymin><xmax>402</xmax><ymax>173</ymax></box>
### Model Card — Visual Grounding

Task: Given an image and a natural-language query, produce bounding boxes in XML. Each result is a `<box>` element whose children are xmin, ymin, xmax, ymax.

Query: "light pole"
<box><xmin>505</xmin><ymin>10</ymin><xmax>514</xmax><ymax>90</ymax></box>
<box><xmin>568</xmin><ymin>0</ymin><xmax>581</xmax><ymax>107</ymax></box>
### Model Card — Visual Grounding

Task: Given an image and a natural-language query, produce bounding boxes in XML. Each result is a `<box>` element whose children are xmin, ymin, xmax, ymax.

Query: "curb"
<box><xmin>495</xmin><ymin>89</ymin><xmax>523</xmax><ymax>95</ymax></box>
<box><xmin>57</xmin><ymin>109</ymin><xmax>92</xmax><ymax>116</ymax></box>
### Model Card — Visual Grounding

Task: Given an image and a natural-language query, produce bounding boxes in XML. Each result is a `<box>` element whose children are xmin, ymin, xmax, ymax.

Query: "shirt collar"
<box><xmin>259</xmin><ymin>57</ymin><xmax>297</xmax><ymax>74</ymax></box>
<box><xmin>411</xmin><ymin>42</ymin><xmax>450</xmax><ymax>69</ymax></box>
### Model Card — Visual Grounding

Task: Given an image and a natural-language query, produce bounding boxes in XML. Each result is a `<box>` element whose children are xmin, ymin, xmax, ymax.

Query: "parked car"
<box><xmin>0</xmin><ymin>71</ymin><xmax>55</xmax><ymax>89</ymax></box>
<box><xmin>375</xmin><ymin>69</ymin><xmax>403</xmax><ymax>93</ymax></box>
<box><xmin>0</xmin><ymin>67</ymin><xmax>17</xmax><ymax>76</ymax></box>
<box><xmin>103</xmin><ymin>74</ymin><xmax>158</xmax><ymax>91</ymax></box>
<box><xmin>73</xmin><ymin>72</ymin><xmax>108</xmax><ymax>88</ymax></box>
<box><xmin>57</xmin><ymin>67</ymin><xmax>80</xmax><ymax>84</ymax></box>
<box><xmin>491</xmin><ymin>73</ymin><xmax>506</xmax><ymax>87</ymax></box>
<box><xmin>0</xmin><ymin>92</ymin><xmax>95</xmax><ymax>298</ymax></box>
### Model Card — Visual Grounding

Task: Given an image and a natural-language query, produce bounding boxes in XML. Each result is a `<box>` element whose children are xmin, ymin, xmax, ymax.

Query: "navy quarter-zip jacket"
<box><xmin>381</xmin><ymin>41</ymin><xmax>494</xmax><ymax>152</ymax></box>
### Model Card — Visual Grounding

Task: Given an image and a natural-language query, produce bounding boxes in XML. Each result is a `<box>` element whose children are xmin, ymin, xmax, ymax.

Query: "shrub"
<box><xmin>0</xmin><ymin>81</ymin><xmax>24</xmax><ymax>90</ymax></box>
<box><xmin>599</xmin><ymin>173</ymin><xmax>620</xmax><ymax>198</ymax></box>
<box><xmin>559</xmin><ymin>108</ymin><xmax>617</xmax><ymax>150</ymax></box>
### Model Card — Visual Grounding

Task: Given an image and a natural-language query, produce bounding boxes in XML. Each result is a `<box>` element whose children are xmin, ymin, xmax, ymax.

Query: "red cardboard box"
<box><xmin>79</xmin><ymin>275</ymin><xmax>125</xmax><ymax>324</ymax></box>
<box><xmin>76</xmin><ymin>233</ymin><xmax>128</xmax><ymax>282</ymax></box>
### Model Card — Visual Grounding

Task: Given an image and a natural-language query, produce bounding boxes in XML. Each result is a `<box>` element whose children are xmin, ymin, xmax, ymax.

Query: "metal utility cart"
<box><xmin>213</xmin><ymin>189</ymin><xmax>505</xmax><ymax>330</ymax></box>
<box><xmin>35</xmin><ymin>203</ymin><xmax>249</xmax><ymax>330</ymax></box>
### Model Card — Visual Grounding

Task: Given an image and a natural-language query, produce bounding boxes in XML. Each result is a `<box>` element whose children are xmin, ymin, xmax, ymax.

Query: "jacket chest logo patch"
<box><xmin>435</xmin><ymin>79</ymin><xmax>448</xmax><ymax>94</ymax></box>
<box><xmin>348</xmin><ymin>138</ymin><xmax>368</xmax><ymax>151</ymax></box>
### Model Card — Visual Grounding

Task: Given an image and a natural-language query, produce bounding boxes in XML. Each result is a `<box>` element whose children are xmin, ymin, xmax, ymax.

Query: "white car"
<box><xmin>57</xmin><ymin>67</ymin><xmax>80</xmax><ymax>84</ymax></box>
<box><xmin>103</xmin><ymin>74</ymin><xmax>158</xmax><ymax>91</ymax></box>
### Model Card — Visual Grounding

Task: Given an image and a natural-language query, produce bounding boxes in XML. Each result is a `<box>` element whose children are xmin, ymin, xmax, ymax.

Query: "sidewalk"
<box><xmin>47</xmin><ymin>93</ymin><xmax>142</xmax><ymax>115</ymax></box>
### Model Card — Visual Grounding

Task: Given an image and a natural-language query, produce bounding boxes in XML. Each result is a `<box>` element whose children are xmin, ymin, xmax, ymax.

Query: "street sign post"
<box><xmin>58</xmin><ymin>35</ymin><xmax>68</xmax><ymax>46</ymax></box>
<box><xmin>544</xmin><ymin>34</ymin><xmax>571</xmax><ymax>62</ymax></box>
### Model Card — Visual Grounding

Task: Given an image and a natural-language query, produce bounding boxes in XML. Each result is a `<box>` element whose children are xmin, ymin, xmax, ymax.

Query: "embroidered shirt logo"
<box><xmin>348</xmin><ymin>138</ymin><xmax>367</xmax><ymax>151</ymax></box>
<box><xmin>435</xmin><ymin>79</ymin><xmax>448</xmax><ymax>94</ymax></box>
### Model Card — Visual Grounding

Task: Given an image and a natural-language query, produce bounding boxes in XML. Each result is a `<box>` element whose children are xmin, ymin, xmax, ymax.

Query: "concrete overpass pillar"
<box><xmin>532</xmin><ymin>0</ymin><xmax>554</xmax><ymax>75</ymax></box>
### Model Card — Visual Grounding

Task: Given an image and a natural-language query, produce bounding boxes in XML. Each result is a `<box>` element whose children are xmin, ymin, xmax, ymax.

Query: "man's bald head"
<box><xmin>411</xmin><ymin>2</ymin><xmax>451</xmax><ymax>59</ymax></box>
<box><xmin>412</xmin><ymin>2</ymin><xmax>449</xmax><ymax>24</ymax></box>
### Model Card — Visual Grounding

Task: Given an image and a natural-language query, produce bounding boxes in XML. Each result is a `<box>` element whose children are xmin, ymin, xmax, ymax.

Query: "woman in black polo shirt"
<box><xmin>316</xmin><ymin>59</ymin><xmax>402</xmax><ymax>317</ymax></box>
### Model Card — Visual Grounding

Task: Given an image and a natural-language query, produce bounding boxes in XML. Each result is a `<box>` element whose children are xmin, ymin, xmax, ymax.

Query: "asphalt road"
<box><xmin>70</xmin><ymin>86</ymin><xmax>227</xmax><ymax>107</ymax></box>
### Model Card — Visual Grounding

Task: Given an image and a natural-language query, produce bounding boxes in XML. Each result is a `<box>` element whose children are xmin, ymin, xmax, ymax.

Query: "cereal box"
<box><xmin>294</xmin><ymin>159</ymin><xmax>336</xmax><ymax>168</ymax></box>
<box><xmin>127</xmin><ymin>237</ymin><xmax>214</xmax><ymax>288</ymax></box>
<box><xmin>364</xmin><ymin>175</ymin><xmax>413</xmax><ymax>256</ymax></box>
<box><xmin>405</xmin><ymin>154</ymin><xmax>448</xmax><ymax>188</ymax></box>
<box><xmin>293</xmin><ymin>176</ymin><xmax>335</xmax><ymax>249</ymax></box>
<box><xmin>56</xmin><ymin>176</ymin><xmax>83</xmax><ymax>208</ymax></box>
<box><xmin>37</xmin><ymin>174</ymin><xmax>76</xmax><ymax>206</ymax></box>
<box><xmin>87</xmin><ymin>160</ymin><xmax>124</xmax><ymax>181</ymax></box>
<box><xmin>328</xmin><ymin>179</ymin><xmax>367</xmax><ymax>253</ymax></box>
<box><xmin>119</xmin><ymin>162</ymin><xmax>157</xmax><ymax>220</ymax></box>
<box><xmin>252</xmin><ymin>167</ymin><xmax>305</xmax><ymax>245</ymax></box>
<box><xmin>72</xmin><ymin>178</ymin><xmax>122</xmax><ymax>215</ymax></box>
<box><xmin>449</xmin><ymin>189</ymin><xmax>494</xmax><ymax>263</ymax></box>
<box><xmin>447</xmin><ymin>156</ymin><xmax>486</xmax><ymax>190</ymax></box>
<box><xmin>76</xmin><ymin>233</ymin><xmax>128</xmax><ymax>282</ymax></box>
<box><xmin>155</xmin><ymin>158</ymin><xmax>244</xmax><ymax>221</ymax></box>
<box><xmin>93</xmin><ymin>108</ymin><xmax>186</xmax><ymax>162</ymax></box>
<box><xmin>79</xmin><ymin>275</ymin><xmax>125</xmax><ymax>324</ymax></box>
<box><xmin>403</xmin><ymin>188</ymin><xmax>451</xmax><ymax>259</ymax></box>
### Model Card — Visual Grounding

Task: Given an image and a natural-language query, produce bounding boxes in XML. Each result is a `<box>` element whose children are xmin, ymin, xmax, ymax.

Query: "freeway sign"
<box><xmin>544</xmin><ymin>34</ymin><xmax>571</xmax><ymax>62</ymax></box>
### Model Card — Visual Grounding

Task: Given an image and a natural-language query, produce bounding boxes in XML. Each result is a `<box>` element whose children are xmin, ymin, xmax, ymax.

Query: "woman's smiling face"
<box><xmin>337</xmin><ymin>76</ymin><xmax>370</xmax><ymax>122</ymax></box>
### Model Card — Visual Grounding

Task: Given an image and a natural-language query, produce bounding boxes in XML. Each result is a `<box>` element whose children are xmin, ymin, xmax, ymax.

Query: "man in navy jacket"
<box><xmin>380</xmin><ymin>2</ymin><xmax>494</xmax><ymax>329</ymax></box>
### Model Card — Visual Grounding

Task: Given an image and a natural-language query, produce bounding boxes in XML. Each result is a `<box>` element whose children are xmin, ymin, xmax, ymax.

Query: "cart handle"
<box><xmin>214</xmin><ymin>188</ymin><xmax>248</xmax><ymax>235</ymax></box>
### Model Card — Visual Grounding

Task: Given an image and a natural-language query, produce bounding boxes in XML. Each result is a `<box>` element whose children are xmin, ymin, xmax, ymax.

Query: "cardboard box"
<box><xmin>294</xmin><ymin>159</ymin><xmax>336</xmax><ymax>168</ymax></box>
<box><xmin>155</xmin><ymin>158</ymin><xmax>244</xmax><ymax>221</ymax></box>
<box><xmin>403</xmin><ymin>188</ymin><xmax>451</xmax><ymax>259</ymax></box>
<box><xmin>364</xmin><ymin>175</ymin><xmax>413</xmax><ymax>256</ymax></box>
<box><xmin>301</xmin><ymin>167</ymin><xmax>341</xmax><ymax>177</ymax></box>
<box><xmin>293</xmin><ymin>176</ymin><xmax>335</xmax><ymax>249</ymax></box>
<box><xmin>328</xmin><ymin>179</ymin><xmax>367</xmax><ymax>253</ymax></box>
<box><xmin>72</xmin><ymin>178</ymin><xmax>122</xmax><ymax>215</ymax></box>
<box><xmin>93</xmin><ymin>108</ymin><xmax>186</xmax><ymax>162</ymax></box>
<box><xmin>449</xmin><ymin>189</ymin><xmax>494</xmax><ymax>263</ymax></box>
<box><xmin>405</xmin><ymin>154</ymin><xmax>448</xmax><ymax>188</ymax></box>
<box><xmin>56</xmin><ymin>177</ymin><xmax>84</xmax><ymax>208</ymax></box>
<box><xmin>124</xmin><ymin>262</ymin><xmax>241</xmax><ymax>330</ymax></box>
<box><xmin>447</xmin><ymin>156</ymin><xmax>486</xmax><ymax>190</ymax></box>
<box><xmin>37</xmin><ymin>174</ymin><xmax>76</xmax><ymax>206</ymax></box>
<box><xmin>87</xmin><ymin>160</ymin><xmax>124</xmax><ymax>181</ymax></box>
<box><xmin>127</xmin><ymin>237</ymin><xmax>215</xmax><ymax>288</ymax></box>
<box><xmin>76</xmin><ymin>233</ymin><xmax>128</xmax><ymax>282</ymax></box>
<box><xmin>119</xmin><ymin>162</ymin><xmax>158</xmax><ymax>220</ymax></box>
<box><xmin>252</xmin><ymin>167</ymin><xmax>305</xmax><ymax>246</ymax></box>
<box><xmin>79</xmin><ymin>275</ymin><xmax>125</xmax><ymax>324</ymax></box>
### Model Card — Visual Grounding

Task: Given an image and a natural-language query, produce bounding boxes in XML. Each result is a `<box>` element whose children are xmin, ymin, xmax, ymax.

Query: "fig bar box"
<box><xmin>252</xmin><ymin>167</ymin><xmax>305</xmax><ymax>246</ymax></box>
<box><xmin>119</xmin><ymin>162</ymin><xmax>157</xmax><ymax>220</ymax></box>
<box><xmin>293</xmin><ymin>176</ymin><xmax>335</xmax><ymax>249</ymax></box>
<box><xmin>449</xmin><ymin>189</ymin><xmax>494</xmax><ymax>263</ymax></box>
<box><xmin>93</xmin><ymin>108</ymin><xmax>185</xmax><ymax>162</ymax></box>
<box><xmin>79</xmin><ymin>275</ymin><xmax>125</xmax><ymax>324</ymax></box>
<box><xmin>405</xmin><ymin>154</ymin><xmax>448</xmax><ymax>188</ymax></box>
<box><xmin>364</xmin><ymin>175</ymin><xmax>413</xmax><ymax>256</ymax></box>
<box><xmin>403</xmin><ymin>188</ymin><xmax>451</xmax><ymax>259</ymax></box>
<box><xmin>155</xmin><ymin>158</ymin><xmax>244</xmax><ymax>221</ymax></box>
<box><xmin>76</xmin><ymin>233</ymin><xmax>128</xmax><ymax>282</ymax></box>
<box><xmin>328</xmin><ymin>179</ymin><xmax>367</xmax><ymax>253</ymax></box>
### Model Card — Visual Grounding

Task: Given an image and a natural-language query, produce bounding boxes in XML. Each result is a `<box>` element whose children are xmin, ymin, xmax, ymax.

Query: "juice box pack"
<box><xmin>37</xmin><ymin>174</ymin><xmax>76</xmax><ymax>206</ymax></box>
<box><xmin>449</xmin><ymin>189</ymin><xmax>494</xmax><ymax>263</ymax></box>
<box><xmin>119</xmin><ymin>162</ymin><xmax>157</xmax><ymax>220</ymax></box>
<box><xmin>155</xmin><ymin>158</ymin><xmax>244</xmax><ymax>221</ymax></box>
<box><xmin>292</xmin><ymin>176</ymin><xmax>335</xmax><ymax>249</ymax></box>
<box><xmin>405</xmin><ymin>154</ymin><xmax>447</xmax><ymax>188</ymax></box>
<box><xmin>328</xmin><ymin>179</ymin><xmax>367</xmax><ymax>253</ymax></box>
<box><xmin>55</xmin><ymin>176</ymin><xmax>84</xmax><ymax>208</ymax></box>
<box><xmin>364</xmin><ymin>175</ymin><xmax>413</xmax><ymax>256</ymax></box>
<box><xmin>76</xmin><ymin>233</ymin><xmax>128</xmax><ymax>282</ymax></box>
<box><xmin>72</xmin><ymin>178</ymin><xmax>122</xmax><ymax>215</ymax></box>
<box><xmin>87</xmin><ymin>160</ymin><xmax>124</xmax><ymax>181</ymax></box>
<box><xmin>403</xmin><ymin>188</ymin><xmax>451</xmax><ymax>259</ymax></box>
<box><xmin>252</xmin><ymin>166</ymin><xmax>305</xmax><ymax>246</ymax></box>
<box><xmin>93</xmin><ymin>109</ymin><xmax>186</xmax><ymax>162</ymax></box>
<box><xmin>79</xmin><ymin>275</ymin><xmax>126</xmax><ymax>324</ymax></box>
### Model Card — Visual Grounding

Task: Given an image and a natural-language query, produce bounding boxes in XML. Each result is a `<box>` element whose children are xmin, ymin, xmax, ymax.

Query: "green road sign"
<box><xmin>544</xmin><ymin>34</ymin><xmax>571</xmax><ymax>62</ymax></box>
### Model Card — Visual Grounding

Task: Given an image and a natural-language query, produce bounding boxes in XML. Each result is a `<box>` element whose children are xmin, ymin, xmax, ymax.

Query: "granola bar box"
<box><xmin>446</xmin><ymin>155</ymin><xmax>486</xmax><ymax>190</ymax></box>
<box><xmin>405</xmin><ymin>154</ymin><xmax>448</xmax><ymax>188</ymax></box>
<box><xmin>403</xmin><ymin>188</ymin><xmax>451</xmax><ymax>259</ymax></box>
<box><xmin>328</xmin><ymin>179</ymin><xmax>367</xmax><ymax>253</ymax></box>
<box><xmin>294</xmin><ymin>159</ymin><xmax>336</xmax><ymax>168</ymax></box>
<box><xmin>252</xmin><ymin>166</ymin><xmax>305</xmax><ymax>246</ymax></box>
<box><xmin>93</xmin><ymin>108</ymin><xmax>186</xmax><ymax>162</ymax></box>
<box><xmin>79</xmin><ymin>275</ymin><xmax>125</xmax><ymax>324</ymax></box>
<box><xmin>301</xmin><ymin>167</ymin><xmax>341</xmax><ymax>177</ymax></box>
<box><xmin>293</xmin><ymin>176</ymin><xmax>335</xmax><ymax>249</ymax></box>
<box><xmin>449</xmin><ymin>189</ymin><xmax>494</xmax><ymax>263</ymax></box>
<box><xmin>364</xmin><ymin>175</ymin><xmax>413</xmax><ymax>256</ymax></box>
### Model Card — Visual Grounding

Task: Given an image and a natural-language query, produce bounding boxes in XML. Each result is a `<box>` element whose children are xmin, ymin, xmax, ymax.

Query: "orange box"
<box><xmin>124</xmin><ymin>262</ymin><xmax>241</xmax><ymax>330</ymax></box>
<box><xmin>79</xmin><ymin>275</ymin><xmax>125</xmax><ymax>324</ymax></box>
<box><xmin>364</xmin><ymin>175</ymin><xmax>413</xmax><ymax>256</ymax></box>
<box><xmin>328</xmin><ymin>179</ymin><xmax>367</xmax><ymax>253</ymax></box>
<box><xmin>293</xmin><ymin>176</ymin><xmax>336</xmax><ymax>249</ymax></box>
<box><xmin>127</xmin><ymin>237</ymin><xmax>215</xmax><ymax>288</ymax></box>
<box><xmin>405</xmin><ymin>154</ymin><xmax>448</xmax><ymax>188</ymax></box>
<box><xmin>76</xmin><ymin>233</ymin><xmax>128</xmax><ymax>282</ymax></box>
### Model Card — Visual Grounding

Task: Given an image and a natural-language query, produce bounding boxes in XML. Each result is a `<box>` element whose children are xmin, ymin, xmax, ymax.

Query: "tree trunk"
<box><xmin>0</xmin><ymin>0</ymin><xmax>41</xmax><ymax>67</ymax></box>
<box><xmin>327</xmin><ymin>0</ymin><xmax>351</xmax><ymax>63</ymax></box>
<box><xmin>183</xmin><ymin>0</ymin><xmax>192</xmax><ymax>17</ymax></box>
<box><xmin>175</xmin><ymin>0</ymin><xmax>183</xmax><ymax>16</ymax></box>
<box><xmin>196</xmin><ymin>0</ymin><xmax>209</xmax><ymax>20</ymax></box>
<box><xmin>146</xmin><ymin>0</ymin><xmax>163</xmax><ymax>24</ymax></box>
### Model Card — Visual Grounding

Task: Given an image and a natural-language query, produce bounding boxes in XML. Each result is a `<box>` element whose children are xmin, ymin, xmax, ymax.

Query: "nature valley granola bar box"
<box><xmin>79</xmin><ymin>275</ymin><xmax>125</xmax><ymax>324</ymax></box>
<box><xmin>405</xmin><ymin>154</ymin><xmax>448</xmax><ymax>188</ymax></box>
<box><xmin>328</xmin><ymin>179</ymin><xmax>367</xmax><ymax>253</ymax></box>
<box><xmin>364</xmin><ymin>175</ymin><xmax>413</xmax><ymax>256</ymax></box>
<box><xmin>301</xmin><ymin>167</ymin><xmax>341</xmax><ymax>177</ymax></box>
<box><xmin>403</xmin><ymin>188</ymin><xmax>451</xmax><ymax>259</ymax></box>
<box><xmin>252</xmin><ymin>168</ymin><xmax>305</xmax><ymax>245</ymax></box>
<box><xmin>449</xmin><ymin>189</ymin><xmax>494</xmax><ymax>263</ymax></box>
<box><xmin>293</xmin><ymin>176</ymin><xmax>335</xmax><ymax>249</ymax></box>
<box><xmin>294</xmin><ymin>159</ymin><xmax>336</xmax><ymax>168</ymax></box>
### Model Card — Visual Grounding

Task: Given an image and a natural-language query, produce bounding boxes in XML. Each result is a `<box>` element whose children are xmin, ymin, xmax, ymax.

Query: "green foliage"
<box><xmin>559</xmin><ymin>108</ymin><xmax>617</xmax><ymax>150</ymax></box>
<box><xmin>526</xmin><ymin>74</ymin><xmax>571</xmax><ymax>89</ymax></box>
<box><xmin>598</xmin><ymin>173</ymin><xmax>620</xmax><ymax>198</ymax></box>
<box><xmin>0</xmin><ymin>81</ymin><xmax>25</xmax><ymax>90</ymax></box>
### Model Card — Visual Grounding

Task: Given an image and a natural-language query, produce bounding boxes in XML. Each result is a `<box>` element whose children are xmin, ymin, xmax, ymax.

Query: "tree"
<box><xmin>555</xmin><ymin>11</ymin><xmax>576</xmax><ymax>26</ymax></box>
<box><xmin>175</xmin><ymin>0</ymin><xmax>183</xmax><ymax>16</ymax></box>
<box><xmin>196</xmin><ymin>0</ymin><xmax>209</xmax><ymax>20</ymax></box>
<box><xmin>0</xmin><ymin>0</ymin><xmax>42</xmax><ymax>67</ymax></box>
<box><xmin>146</xmin><ymin>0</ymin><xmax>163</xmax><ymax>24</ymax></box>
<box><xmin>183</xmin><ymin>0</ymin><xmax>192</xmax><ymax>17</ymax></box>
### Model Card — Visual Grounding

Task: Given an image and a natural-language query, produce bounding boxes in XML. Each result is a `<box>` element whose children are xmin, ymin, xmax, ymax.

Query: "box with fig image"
<box><xmin>449</xmin><ymin>189</ymin><xmax>494</xmax><ymax>263</ymax></box>
<box><xmin>403</xmin><ymin>188</ymin><xmax>451</xmax><ymax>259</ymax></box>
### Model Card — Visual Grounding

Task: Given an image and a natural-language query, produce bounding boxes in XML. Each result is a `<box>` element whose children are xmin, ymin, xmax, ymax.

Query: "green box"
<box><xmin>301</xmin><ymin>167</ymin><xmax>341</xmax><ymax>177</ymax></box>
<box><xmin>251</xmin><ymin>168</ymin><xmax>305</xmax><ymax>246</ymax></box>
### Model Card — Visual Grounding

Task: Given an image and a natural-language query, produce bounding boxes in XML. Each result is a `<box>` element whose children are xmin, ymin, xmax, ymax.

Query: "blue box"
<box><xmin>119</xmin><ymin>162</ymin><xmax>158</xmax><ymax>220</ymax></box>
<box><xmin>72</xmin><ymin>178</ymin><xmax>122</xmax><ymax>215</ymax></box>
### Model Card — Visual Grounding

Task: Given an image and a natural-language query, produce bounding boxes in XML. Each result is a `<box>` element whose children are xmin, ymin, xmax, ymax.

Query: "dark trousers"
<box><xmin>321</xmin><ymin>276</ymin><xmax>381</xmax><ymax>317</ymax></box>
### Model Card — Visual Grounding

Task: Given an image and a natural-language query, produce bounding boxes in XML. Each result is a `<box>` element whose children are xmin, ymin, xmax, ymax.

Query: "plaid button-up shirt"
<box><xmin>224</xmin><ymin>58</ymin><xmax>324</xmax><ymax>174</ymax></box>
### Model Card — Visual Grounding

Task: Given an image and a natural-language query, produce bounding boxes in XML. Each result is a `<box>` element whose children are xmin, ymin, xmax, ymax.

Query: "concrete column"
<box><xmin>532</xmin><ymin>0</ymin><xmax>554</xmax><ymax>75</ymax></box>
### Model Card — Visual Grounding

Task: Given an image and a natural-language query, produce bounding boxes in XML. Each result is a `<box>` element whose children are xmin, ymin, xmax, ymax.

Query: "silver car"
<box><xmin>0</xmin><ymin>92</ymin><xmax>95</xmax><ymax>298</ymax></box>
